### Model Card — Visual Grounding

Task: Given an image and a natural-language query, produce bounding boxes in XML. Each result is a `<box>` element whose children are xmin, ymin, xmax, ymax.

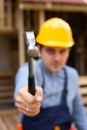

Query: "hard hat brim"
<box><xmin>36</xmin><ymin>40</ymin><xmax>75</xmax><ymax>48</ymax></box>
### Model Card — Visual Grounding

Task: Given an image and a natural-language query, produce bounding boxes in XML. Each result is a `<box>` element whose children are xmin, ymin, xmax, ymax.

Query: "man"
<box><xmin>14</xmin><ymin>18</ymin><xmax>87</xmax><ymax>130</ymax></box>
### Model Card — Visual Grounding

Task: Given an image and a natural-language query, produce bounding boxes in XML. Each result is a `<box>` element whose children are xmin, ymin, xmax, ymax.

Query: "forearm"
<box><xmin>14</xmin><ymin>63</ymin><xmax>28</xmax><ymax>100</ymax></box>
<box><xmin>73</xmin><ymin>92</ymin><xmax>87</xmax><ymax>130</ymax></box>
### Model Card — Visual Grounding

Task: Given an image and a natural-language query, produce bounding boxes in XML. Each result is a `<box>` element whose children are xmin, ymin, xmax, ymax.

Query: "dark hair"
<box><xmin>36</xmin><ymin>42</ymin><xmax>43</xmax><ymax>50</ymax></box>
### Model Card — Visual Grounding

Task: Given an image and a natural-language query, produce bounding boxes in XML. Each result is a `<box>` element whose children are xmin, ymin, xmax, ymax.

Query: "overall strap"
<box><xmin>40</xmin><ymin>64</ymin><xmax>45</xmax><ymax>89</ymax></box>
<box><xmin>61</xmin><ymin>67</ymin><xmax>68</xmax><ymax>106</ymax></box>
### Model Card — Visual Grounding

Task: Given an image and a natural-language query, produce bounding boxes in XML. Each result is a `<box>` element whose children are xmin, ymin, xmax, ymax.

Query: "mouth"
<box><xmin>51</xmin><ymin>62</ymin><xmax>60</xmax><ymax>69</ymax></box>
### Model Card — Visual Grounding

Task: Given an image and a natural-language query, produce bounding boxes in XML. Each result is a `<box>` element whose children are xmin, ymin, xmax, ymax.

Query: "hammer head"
<box><xmin>24</xmin><ymin>31</ymin><xmax>38</xmax><ymax>57</ymax></box>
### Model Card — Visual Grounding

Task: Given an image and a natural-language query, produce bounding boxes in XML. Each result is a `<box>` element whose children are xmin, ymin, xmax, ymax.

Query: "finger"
<box><xmin>16</xmin><ymin>100</ymin><xmax>41</xmax><ymax>113</ymax></box>
<box><xmin>17</xmin><ymin>87</ymin><xmax>36</xmax><ymax>104</ymax></box>
<box><xmin>16</xmin><ymin>94</ymin><xmax>26</xmax><ymax>105</ymax></box>
<box><xmin>18</xmin><ymin>106</ymin><xmax>40</xmax><ymax>117</ymax></box>
<box><xmin>35</xmin><ymin>86</ymin><xmax>43</xmax><ymax>102</ymax></box>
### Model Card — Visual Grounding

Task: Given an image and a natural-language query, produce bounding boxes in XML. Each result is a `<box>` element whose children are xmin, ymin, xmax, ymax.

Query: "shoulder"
<box><xmin>65</xmin><ymin>66</ymin><xmax>80</xmax><ymax>93</ymax></box>
<box><xmin>64</xmin><ymin>65</ymin><xmax>79</xmax><ymax>80</ymax></box>
<box><xmin>34</xmin><ymin>59</ymin><xmax>42</xmax><ymax>71</ymax></box>
<box><xmin>15</xmin><ymin>62</ymin><xmax>28</xmax><ymax>79</ymax></box>
<box><xmin>17</xmin><ymin>62</ymin><xmax>28</xmax><ymax>73</ymax></box>
<box><xmin>16</xmin><ymin>59</ymin><xmax>42</xmax><ymax>74</ymax></box>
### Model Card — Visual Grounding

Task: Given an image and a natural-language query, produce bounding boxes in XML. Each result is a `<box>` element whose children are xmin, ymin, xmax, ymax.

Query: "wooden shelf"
<box><xmin>0</xmin><ymin>70</ymin><xmax>14</xmax><ymax>77</ymax></box>
<box><xmin>79</xmin><ymin>76</ymin><xmax>87</xmax><ymax>86</ymax></box>
<box><xmin>0</xmin><ymin>108</ymin><xmax>18</xmax><ymax>115</ymax></box>
<box><xmin>0</xmin><ymin>29</ymin><xmax>18</xmax><ymax>36</ymax></box>
<box><xmin>79</xmin><ymin>76</ymin><xmax>87</xmax><ymax>113</ymax></box>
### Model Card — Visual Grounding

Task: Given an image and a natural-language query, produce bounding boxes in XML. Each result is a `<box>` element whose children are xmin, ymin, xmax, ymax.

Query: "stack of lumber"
<box><xmin>0</xmin><ymin>71</ymin><xmax>17</xmax><ymax>114</ymax></box>
<box><xmin>79</xmin><ymin>76</ymin><xmax>87</xmax><ymax>113</ymax></box>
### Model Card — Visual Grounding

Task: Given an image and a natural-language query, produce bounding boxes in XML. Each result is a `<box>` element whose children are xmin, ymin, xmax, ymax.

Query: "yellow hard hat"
<box><xmin>36</xmin><ymin>18</ymin><xmax>74</xmax><ymax>48</ymax></box>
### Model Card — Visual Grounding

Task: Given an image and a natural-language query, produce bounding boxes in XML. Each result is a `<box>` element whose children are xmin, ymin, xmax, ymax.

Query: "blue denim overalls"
<box><xmin>22</xmin><ymin>68</ymin><xmax>72</xmax><ymax>130</ymax></box>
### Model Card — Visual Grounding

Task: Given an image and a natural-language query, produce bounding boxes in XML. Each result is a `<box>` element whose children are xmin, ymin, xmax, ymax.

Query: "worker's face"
<box><xmin>39</xmin><ymin>46</ymin><xmax>70</xmax><ymax>73</ymax></box>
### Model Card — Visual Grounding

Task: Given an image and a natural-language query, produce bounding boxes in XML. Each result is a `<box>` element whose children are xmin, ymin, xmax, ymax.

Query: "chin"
<box><xmin>51</xmin><ymin>68</ymin><xmax>60</xmax><ymax>73</ymax></box>
<box><xmin>48</xmin><ymin>66</ymin><xmax>62</xmax><ymax>73</ymax></box>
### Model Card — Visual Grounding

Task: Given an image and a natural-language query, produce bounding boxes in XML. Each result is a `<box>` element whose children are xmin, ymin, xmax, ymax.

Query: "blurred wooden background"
<box><xmin>0</xmin><ymin>0</ymin><xmax>87</xmax><ymax>129</ymax></box>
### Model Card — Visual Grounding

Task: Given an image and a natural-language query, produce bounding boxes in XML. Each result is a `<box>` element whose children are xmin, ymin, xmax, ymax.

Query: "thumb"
<box><xmin>35</xmin><ymin>86</ymin><xmax>43</xmax><ymax>102</ymax></box>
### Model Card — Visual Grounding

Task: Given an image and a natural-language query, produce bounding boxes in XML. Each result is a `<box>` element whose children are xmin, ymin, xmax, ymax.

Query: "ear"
<box><xmin>37</xmin><ymin>45</ymin><xmax>41</xmax><ymax>58</ymax></box>
<box><xmin>67</xmin><ymin>48</ymin><xmax>71</xmax><ymax>58</ymax></box>
<box><xmin>69</xmin><ymin>48</ymin><xmax>71</xmax><ymax>54</ymax></box>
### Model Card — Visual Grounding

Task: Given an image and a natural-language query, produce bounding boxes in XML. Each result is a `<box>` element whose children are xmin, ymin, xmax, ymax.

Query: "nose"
<box><xmin>54</xmin><ymin>52</ymin><xmax>61</xmax><ymax>61</ymax></box>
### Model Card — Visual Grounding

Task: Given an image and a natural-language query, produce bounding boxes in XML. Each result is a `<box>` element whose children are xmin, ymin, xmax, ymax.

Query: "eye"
<box><xmin>46</xmin><ymin>48</ymin><xmax>55</xmax><ymax>54</ymax></box>
<box><xmin>60</xmin><ymin>49</ymin><xmax>67</xmax><ymax>54</ymax></box>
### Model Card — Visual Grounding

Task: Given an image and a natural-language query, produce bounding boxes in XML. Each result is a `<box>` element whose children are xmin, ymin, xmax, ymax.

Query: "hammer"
<box><xmin>24</xmin><ymin>31</ymin><xmax>38</xmax><ymax>95</ymax></box>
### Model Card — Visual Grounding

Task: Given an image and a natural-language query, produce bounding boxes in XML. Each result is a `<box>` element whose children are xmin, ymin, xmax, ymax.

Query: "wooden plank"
<box><xmin>0</xmin><ymin>86</ymin><xmax>13</xmax><ymax>91</ymax></box>
<box><xmin>0</xmin><ymin>109</ymin><xmax>18</xmax><ymax>115</ymax></box>
<box><xmin>6</xmin><ymin>0</ymin><xmax>13</xmax><ymax>28</ymax></box>
<box><xmin>19</xmin><ymin>0</ymin><xmax>87</xmax><ymax>4</ymax></box>
<box><xmin>79</xmin><ymin>76</ymin><xmax>87</xmax><ymax>113</ymax></box>
<box><xmin>0</xmin><ymin>71</ymin><xmax>14</xmax><ymax>77</ymax></box>
<box><xmin>0</xmin><ymin>92</ymin><xmax>13</xmax><ymax>98</ymax></box>
<box><xmin>39</xmin><ymin>10</ymin><xmax>45</xmax><ymax>27</ymax></box>
<box><xmin>80</xmin><ymin>87</ymin><xmax>87</xmax><ymax>95</ymax></box>
<box><xmin>0</xmin><ymin>0</ymin><xmax>17</xmax><ymax>31</ymax></box>
<box><xmin>82</xmin><ymin>96</ymin><xmax>87</xmax><ymax>104</ymax></box>
<box><xmin>0</xmin><ymin>81</ymin><xmax>13</xmax><ymax>86</ymax></box>
<box><xmin>19</xmin><ymin>2</ymin><xmax>87</xmax><ymax>12</ymax></box>
<box><xmin>18</xmin><ymin>9</ymin><xmax>25</xmax><ymax>66</ymax></box>
<box><xmin>0</xmin><ymin>117</ymin><xmax>8</xmax><ymax>130</ymax></box>
<box><xmin>33</xmin><ymin>11</ymin><xmax>38</xmax><ymax>32</ymax></box>
<box><xmin>0</xmin><ymin>0</ymin><xmax>4</xmax><ymax>27</ymax></box>
<box><xmin>0</xmin><ymin>98</ymin><xmax>14</xmax><ymax>104</ymax></box>
<box><xmin>25</xmin><ymin>11</ymin><xmax>30</xmax><ymax>30</ymax></box>
<box><xmin>0</xmin><ymin>113</ymin><xmax>18</xmax><ymax>130</ymax></box>
<box><xmin>1</xmin><ymin>116</ymin><xmax>17</xmax><ymax>130</ymax></box>
<box><xmin>79</xmin><ymin>76</ymin><xmax>87</xmax><ymax>86</ymax></box>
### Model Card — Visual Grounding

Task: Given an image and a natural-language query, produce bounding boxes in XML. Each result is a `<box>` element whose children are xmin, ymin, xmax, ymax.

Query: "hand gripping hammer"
<box><xmin>24</xmin><ymin>31</ymin><xmax>38</xmax><ymax>95</ymax></box>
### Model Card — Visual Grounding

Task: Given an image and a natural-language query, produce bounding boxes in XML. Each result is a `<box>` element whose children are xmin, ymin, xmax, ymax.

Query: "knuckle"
<box><xmin>36</xmin><ymin>109</ymin><xmax>40</xmax><ymax>115</ymax></box>
<box><xmin>18</xmin><ymin>89</ymin><xmax>23</xmax><ymax>96</ymax></box>
<box><xmin>16</xmin><ymin>96</ymin><xmax>20</xmax><ymax>102</ymax></box>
